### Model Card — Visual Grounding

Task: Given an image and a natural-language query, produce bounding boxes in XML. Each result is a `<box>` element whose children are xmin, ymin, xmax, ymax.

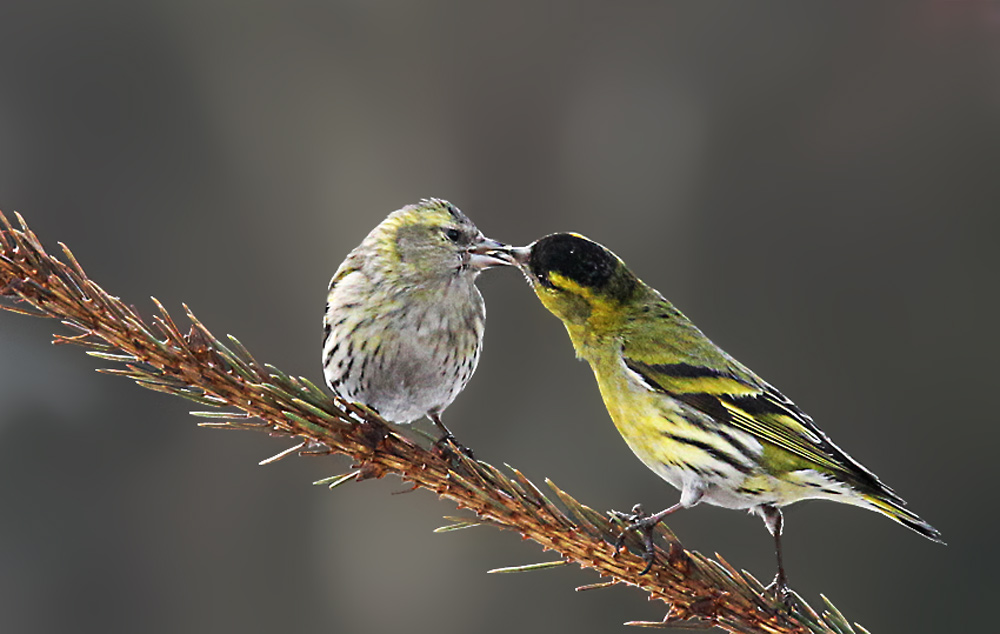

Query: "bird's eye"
<box><xmin>444</xmin><ymin>228</ymin><xmax>462</xmax><ymax>243</ymax></box>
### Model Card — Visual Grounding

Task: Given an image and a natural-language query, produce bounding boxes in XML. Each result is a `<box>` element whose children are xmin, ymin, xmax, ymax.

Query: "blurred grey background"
<box><xmin>0</xmin><ymin>2</ymin><xmax>997</xmax><ymax>633</ymax></box>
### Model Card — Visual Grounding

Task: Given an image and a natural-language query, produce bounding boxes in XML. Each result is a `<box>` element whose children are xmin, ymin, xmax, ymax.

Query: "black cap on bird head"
<box><xmin>513</xmin><ymin>233</ymin><xmax>638</xmax><ymax>304</ymax></box>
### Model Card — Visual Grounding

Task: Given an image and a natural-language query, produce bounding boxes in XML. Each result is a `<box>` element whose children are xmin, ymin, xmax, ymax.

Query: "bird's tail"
<box><xmin>862</xmin><ymin>493</ymin><xmax>945</xmax><ymax>544</ymax></box>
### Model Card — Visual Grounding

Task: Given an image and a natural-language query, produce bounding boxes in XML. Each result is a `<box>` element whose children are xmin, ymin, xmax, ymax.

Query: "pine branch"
<box><xmin>0</xmin><ymin>209</ymin><xmax>871</xmax><ymax>634</ymax></box>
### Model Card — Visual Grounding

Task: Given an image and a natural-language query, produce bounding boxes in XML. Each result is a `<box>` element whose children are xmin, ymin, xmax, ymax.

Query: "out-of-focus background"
<box><xmin>0</xmin><ymin>2</ymin><xmax>996</xmax><ymax>633</ymax></box>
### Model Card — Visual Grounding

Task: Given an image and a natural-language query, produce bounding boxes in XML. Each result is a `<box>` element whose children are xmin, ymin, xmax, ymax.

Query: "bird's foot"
<box><xmin>609</xmin><ymin>504</ymin><xmax>659</xmax><ymax>575</ymax></box>
<box><xmin>431</xmin><ymin>432</ymin><xmax>475</xmax><ymax>461</ymax></box>
<box><xmin>763</xmin><ymin>572</ymin><xmax>793</xmax><ymax>607</ymax></box>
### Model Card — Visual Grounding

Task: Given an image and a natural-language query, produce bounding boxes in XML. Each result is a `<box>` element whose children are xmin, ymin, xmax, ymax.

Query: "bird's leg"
<box><xmin>760</xmin><ymin>504</ymin><xmax>791</xmax><ymax>600</ymax></box>
<box><xmin>428</xmin><ymin>412</ymin><xmax>475</xmax><ymax>459</ymax></box>
<box><xmin>610</xmin><ymin>502</ymin><xmax>686</xmax><ymax>575</ymax></box>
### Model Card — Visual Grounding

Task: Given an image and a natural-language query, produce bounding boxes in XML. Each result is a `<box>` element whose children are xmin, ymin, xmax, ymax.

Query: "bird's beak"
<box><xmin>466</xmin><ymin>237</ymin><xmax>515</xmax><ymax>270</ymax></box>
<box><xmin>509</xmin><ymin>245</ymin><xmax>531</xmax><ymax>267</ymax></box>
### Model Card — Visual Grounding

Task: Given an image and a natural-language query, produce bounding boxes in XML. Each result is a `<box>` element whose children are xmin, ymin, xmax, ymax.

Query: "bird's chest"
<box><xmin>389</xmin><ymin>302</ymin><xmax>484</xmax><ymax>371</ymax></box>
<box><xmin>355</xmin><ymin>284</ymin><xmax>485</xmax><ymax>417</ymax></box>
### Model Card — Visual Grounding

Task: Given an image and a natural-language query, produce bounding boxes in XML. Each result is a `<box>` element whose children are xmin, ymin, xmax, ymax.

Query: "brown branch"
<box><xmin>0</xmin><ymin>210</ymin><xmax>870</xmax><ymax>634</ymax></box>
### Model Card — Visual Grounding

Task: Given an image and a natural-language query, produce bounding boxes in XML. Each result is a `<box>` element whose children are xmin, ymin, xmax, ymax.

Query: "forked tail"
<box><xmin>863</xmin><ymin>494</ymin><xmax>945</xmax><ymax>544</ymax></box>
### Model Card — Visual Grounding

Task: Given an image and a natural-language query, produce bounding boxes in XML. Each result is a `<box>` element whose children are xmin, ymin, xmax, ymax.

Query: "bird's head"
<box><xmin>510</xmin><ymin>233</ymin><xmax>641</xmax><ymax>326</ymax></box>
<box><xmin>371</xmin><ymin>199</ymin><xmax>511</xmax><ymax>279</ymax></box>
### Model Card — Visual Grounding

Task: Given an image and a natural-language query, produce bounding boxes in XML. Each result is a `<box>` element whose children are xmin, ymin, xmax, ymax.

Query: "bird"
<box><xmin>323</xmin><ymin>198</ymin><xmax>512</xmax><ymax>453</ymax></box>
<box><xmin>507</xmin><ymin>232</ymin><xmax>943</xmax><ymax>593</ymax></box>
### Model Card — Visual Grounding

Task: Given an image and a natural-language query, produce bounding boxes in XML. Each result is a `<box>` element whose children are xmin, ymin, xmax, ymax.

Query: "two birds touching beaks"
<box><xmin>322</xmin><ymin>198</ymin><xmax>943</xmax><ymax>597</ymax></box>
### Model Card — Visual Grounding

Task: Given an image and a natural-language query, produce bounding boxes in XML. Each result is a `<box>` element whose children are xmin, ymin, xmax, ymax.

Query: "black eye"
<box><xmin>444</xmin><ymin>228</ymin><xmax>462</xmax><ymax>243</ymax></box>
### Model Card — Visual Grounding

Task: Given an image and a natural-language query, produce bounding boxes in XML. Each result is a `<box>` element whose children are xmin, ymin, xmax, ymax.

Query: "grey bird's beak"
<box><xmin>467</xmin><ymin>237</ymin><xmax>515</xmax><ymax>270</ymax></box>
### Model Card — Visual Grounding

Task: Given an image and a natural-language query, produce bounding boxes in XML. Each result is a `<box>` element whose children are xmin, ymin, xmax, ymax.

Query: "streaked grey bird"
<box><xmin>323</xmin><ymin>198</ymin><xmax>511</xmax><ymax>449</ymax></box>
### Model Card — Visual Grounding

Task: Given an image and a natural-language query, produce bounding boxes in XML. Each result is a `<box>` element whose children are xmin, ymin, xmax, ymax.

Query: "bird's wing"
<box><xmin>327</xmin><ymin>251</ymin><xmax>365</xmax><ymax>293</ymax></box>
<box><xmin>621</xmin><ymin>336</ymin><xmax>884</xmax><ymax>494</ymax></box>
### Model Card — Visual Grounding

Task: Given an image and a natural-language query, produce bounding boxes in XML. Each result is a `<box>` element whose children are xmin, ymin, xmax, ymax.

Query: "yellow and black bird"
<box><xmin>510</xmin><ymin>232</ymin><xmax>943</xmax><ymax>592</ymax></box>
